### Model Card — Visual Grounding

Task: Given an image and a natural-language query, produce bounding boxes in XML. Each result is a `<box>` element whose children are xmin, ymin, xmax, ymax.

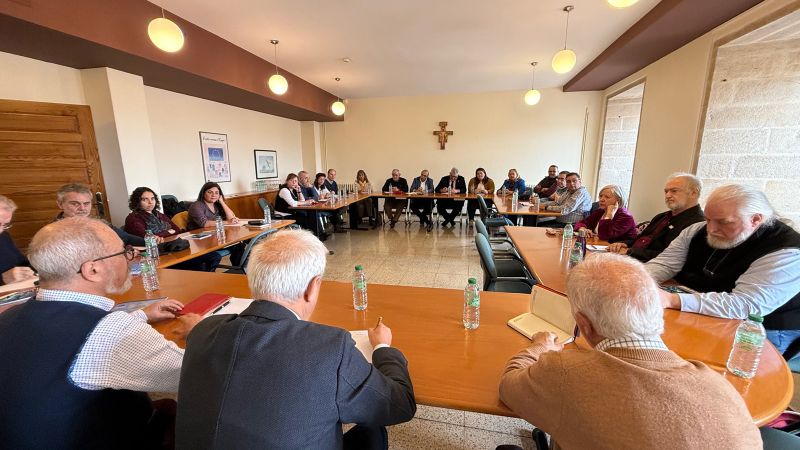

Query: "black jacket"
<box><xmin>435</xmin><ymin>175</ymin><xmax>467</xmax><ymax>194</ymax></box>
<box><xmin>626</xmin><ymin>204</ymin><xmax>705</xmax><ymax>262</ymax></box>
<box><xmin>382</xmin><ymin>177</ymin><xmax>409</xmax><ymax>193</ymax></box>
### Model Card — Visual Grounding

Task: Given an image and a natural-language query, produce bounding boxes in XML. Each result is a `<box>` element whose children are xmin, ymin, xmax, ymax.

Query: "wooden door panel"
<box><xmin>0</xmin><ymin>140</ymin><xmax>86</xmax><ymax>159</ymax></box>
<box><xmin>0</xmin><ymin>112</ymin><xmax>80</xmax><ymax>133</ymax></box>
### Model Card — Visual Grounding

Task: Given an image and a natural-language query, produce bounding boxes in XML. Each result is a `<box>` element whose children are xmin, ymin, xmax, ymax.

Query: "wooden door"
<box><xmin>0</xmin><ymin>99</ymin><xmax>109</xmax><ymax>252</ymax></box>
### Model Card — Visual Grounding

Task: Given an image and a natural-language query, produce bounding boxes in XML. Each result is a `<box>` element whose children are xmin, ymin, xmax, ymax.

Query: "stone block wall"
<box><xmin>596</xmin><ymin>93</ymin><xmax>643</xmax><ymax>202</ymax></box>
<box><xmin>697</xmin><ymin>38</ymin><xmax>800</xmax><ymax>226</ymax></box>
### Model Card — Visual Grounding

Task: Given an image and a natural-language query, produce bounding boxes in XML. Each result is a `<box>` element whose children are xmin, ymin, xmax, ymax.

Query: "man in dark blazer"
<box><xmin>381</xmin><ymin>169</ymin><xmax>409</xmax><ymax>229</ymax></box>
<box><xmin>608</xmin><ymin>173</ymin><xmax>705</xmax><ymax>262</ymax></box>
<box><xmin>435</xmin><ymin>167</ymin><xmax>467</xmax><ymax>227</ymax></box>
<box><xmin>410</xmin><ymin>169</ymin><xmax>436</xmax><ymax>231</ymax></box>
<box><xmin>176</xmin><ymin>229</ymin><xmax>416</xmax><ymax>450</ymax></box>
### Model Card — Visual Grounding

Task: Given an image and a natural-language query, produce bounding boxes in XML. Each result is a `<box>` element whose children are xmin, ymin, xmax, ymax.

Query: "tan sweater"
<box><xmin>499</xmin><ymin>345</ymin><xmax>762</xmax><ymax>450</ymax></box>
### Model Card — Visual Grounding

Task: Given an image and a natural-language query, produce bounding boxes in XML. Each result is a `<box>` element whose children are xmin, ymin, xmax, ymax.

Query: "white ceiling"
<box><xmin>161</xmin><ymin>0</ymin><xmax>661</xmax><ymax>99</ymax></box>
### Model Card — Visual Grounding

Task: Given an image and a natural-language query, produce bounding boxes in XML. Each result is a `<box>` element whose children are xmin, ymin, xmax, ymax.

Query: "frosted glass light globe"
<box><xmin>552</xmin><ymin>49</ymin><xmax>577</xmax><ymax>74</ymax></box>
<box><xmin>148</xmin><ymin>18</ymin><xmax>184</xmax><ymax>53</ymax></box>
<box><xmin>524</xmin><ymin>89</ymin><xmax>541</xmax><ymax>105</ymax></box>
<box><xmin>268</xmin><ymin>74</ymin><xmax>289</xmax><ymax>95</ymax></box>
<box><xmin>331</xmin><ymin>100</ymin><xmax>346</xmax><ymax>116</ymax></box>
<box><xmin>608</xmin><ymin>0</ymin><xmax>639</xmax><ymax>7</ymax></box>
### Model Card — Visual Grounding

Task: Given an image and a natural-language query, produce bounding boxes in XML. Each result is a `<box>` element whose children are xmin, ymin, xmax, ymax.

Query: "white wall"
<box><xmin>0</xmin><ymin>51</ymin><xmax>86</xmax><ymax>104</ymax></box>
<box><xmin>145</xmin><ymin>87</ymin><xmax>304</xmax><ymax>201</ymax></box>
<box><xmin>323</xmin><ymin>88</ymin><xmax>602</xmax><ymax>193</ymax></box>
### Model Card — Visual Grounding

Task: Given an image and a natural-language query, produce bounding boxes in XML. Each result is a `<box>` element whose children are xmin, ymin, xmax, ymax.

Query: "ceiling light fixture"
<box><xmin>331</xmin><ymin>77</ymin><xmax>346</xmax><ymax>116</ymax></box>
<box><xmin>524</xmin><ymin>62</ymin><xmax>541</xmax><ymax>106</ymax></box>
<box><xmin>147</xmin><ymin>6</ymin><xmax>184</xmax><ymax>53</ymax></box>
<box><xmin>267</xmin><ymin>39</ymin><xmax>288</xmax><ymax>95</ymax></box>
<box><xmin>551</xmin><ymin>5</ymin><xmax>577</xmax><ymax>74</ymax></box>
<box><xmin>608</xmin><ymin>0</ymin><xmax>639</xmax><ymax>7</ymax></box>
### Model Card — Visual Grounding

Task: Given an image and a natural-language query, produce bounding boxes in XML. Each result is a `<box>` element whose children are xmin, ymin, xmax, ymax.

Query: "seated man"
<box><xmin>548</xmin><ymin>170</ymin><xmax>569</xmax><ymax>200</ymax></box>
<box><xmin>499</xmin><ymin>253</ymin><xmax>762</xmax><ymax>449</ymax></box>
<box><xmin>176</xmin><ymin>229</ymin><xmax>416</xmax><ymax>449</ymax></box>
<box><xmin>435</xmin><ymin>167</ymin><xmax>467</xmax><ymax>227</ymax></box>
<box><xmin>608</xmin><ymin>173</ymin><xmax>705</xmax><ymax>262</ymax></box>
<box><xmin>410</xmin><ymin>169</ymin><xmax>435</xmax><ymax>231</ymax></box>
<box><xmin>539</xmin><ymin>172</ymin><xmax>591</xmax><ymax>227</ymax></box>
<box><xmin>0</xmin><ymin>194</ymin><xmax>35</xmax><ymax>286</ymax></box>
<box><xmin>298</xmin><ymin>170</ymin><xmax>316</xmax><ymax>200</ymax></box>
<box><xmin>323</xmin><ymin>168</ymin><xmax>339</xmax><ymax>194</ymax></box>
<box><xmin>381</xmin><ymin>169</ymin><xmax>409</xmax><ymax>228</ymax></box>
<box><xmin>0</xmin><ymin>217</ymin><xmax>200</xmax><ymax>449</ymax></box>
<box><xmin>647</xmin><ymin>184</ymin><xmax>800</xmax><ymax>354</ymax></box>
<box><xmin>496</xmin><ymin>168</ymin><xmax>525</xmax><ymax>196</ymax></box>
<box><xmin>532</xmin><ymin>165</ymin><xmax>559</xmax><ymax>198</ymax></box>
<box><xmin>55</xmin><ymin>183</ymin><xmax>146</xmax><ymax>247</ymax></box>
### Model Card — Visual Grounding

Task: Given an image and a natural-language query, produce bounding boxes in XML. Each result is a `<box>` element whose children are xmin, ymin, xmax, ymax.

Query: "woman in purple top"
<box><xmin>575</xmin><ymin>184</ymin><xmax>638</xmax><ymax>243</ymax></box>
<box><xmin>187</xmin><ymin>182</ymin><xmax>239</xmax><ymax>230</ymax></box>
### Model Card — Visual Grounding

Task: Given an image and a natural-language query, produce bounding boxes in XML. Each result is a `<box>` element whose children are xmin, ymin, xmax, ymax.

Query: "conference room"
<box><xmin>1</xmin><ymin>0</ymin><xmax>799</xmax><ymax>448</ymax></box>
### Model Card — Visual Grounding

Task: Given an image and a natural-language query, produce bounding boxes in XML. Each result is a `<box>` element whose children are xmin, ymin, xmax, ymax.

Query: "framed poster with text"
<box><xmin>199</xmin><ymin>132</ymin><xmax>231</xmax><ymax>183</ymax></box>
<box><xmin>254</xmin><ymin>149</ymin><xmax>278</xmax><ymax>179</ymax></box>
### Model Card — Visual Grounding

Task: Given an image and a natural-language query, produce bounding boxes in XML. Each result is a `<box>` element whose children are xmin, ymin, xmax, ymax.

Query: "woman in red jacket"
<box><xmin>575</xmin><ymin>184</ymin><xmax>638</xmax><ymax>243</ymax></box>
<box><xmin>124</xmin><ymin>187</ymin><xmax>181</xmax><ymax>238</ymax></box>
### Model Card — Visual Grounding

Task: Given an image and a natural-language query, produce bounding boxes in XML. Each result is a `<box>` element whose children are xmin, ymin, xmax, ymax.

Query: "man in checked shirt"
<box><xmin>0</xmin><ymin>217</ymin><xmax>201</xmax><ymax>449</ymax></box>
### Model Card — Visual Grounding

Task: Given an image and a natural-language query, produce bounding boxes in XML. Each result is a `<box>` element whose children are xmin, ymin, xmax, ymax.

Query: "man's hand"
<box><xmin>172</xmin><ymin>313</ymin><xmax>202</xmax><ymax>340</ymax></box>
<box><xmin>550</xmin><ymin>193</ymin><xmax>560</xmax><ymax>201</ymax></box>
<box><xmin>659</xmin><ymin>289</ymin><xmax>681</xmax><ymax>309</ymax></box>
<box><xmin>368</xmin><ymin>322</ymin><xmax>392</xmax><ymax>347</ymax></box>
<box><xmin>607</xmin><ymin>242</ymin><xmax>629</xmax><ymax>254</ymax></box>
<box><xmin>143</xmin><ymin>298</ymin><xmax>185</xmax><ymax>323</ymax></box>
<box><xmin>530</xmin><ymin>332</ymin><xmax>564</xmax><ymax>353</ymax></box>
<box><xmin>2</xmin><ymin>266</ymin><xmax>36</xmax><ymax>285</ymax></box>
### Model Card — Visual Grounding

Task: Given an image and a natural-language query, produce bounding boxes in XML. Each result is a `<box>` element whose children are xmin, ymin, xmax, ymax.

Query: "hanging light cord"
<box><xmin>273</xmin><ymin>43</ymin><xmax>280</xmax><ymax>76</ymax></box>
<box><xmin>563</xmin><ymin>9</ymin><xmax>571</xmax><ymax>50</ymax></box>
<box><xmin>530</xmin><ymin>65</ymin><xmax>536</xmax><ymax>90</ymax></box>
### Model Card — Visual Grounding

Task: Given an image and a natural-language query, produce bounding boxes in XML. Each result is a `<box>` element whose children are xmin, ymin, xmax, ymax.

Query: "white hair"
<box><xmin>599</xmin><ymin>184</ymin><xmax>627</xmax><ymax>209</ymax></box>
<box><xmin>566</xmin><ymin>253</ymin><xmax>664</xmax><ymax>340</ymax></box>
<box><xmin>0</xmin><ymin>194</ymin><xmax>17</xmax><ymax>212</ymax></box>
<box><xmin>667</xmin><ymin>172</ymin><xmax>702</xmax><ymax>196</ymax></box>
<box><xmin>707</xmin><ymin>184</ymin><xmax>777</xmax><ymax>227</ymax></box>
<box><xmin>247</xmin><ymin>229</ymin><xmax>328</xmax><ymax>302</ymax></box>
<box><xmin>28</xmin><ymin>217</ymin><xmax>111</xmax><ymax>282</ymax></box>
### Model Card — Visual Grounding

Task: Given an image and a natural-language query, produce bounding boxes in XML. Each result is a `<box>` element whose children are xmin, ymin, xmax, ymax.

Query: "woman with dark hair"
<box><xmin>467</xmin><ymin>168</ymin><xmax>495</xmax><ymax>223</ymax></box>
<box><xmin>187</xmin><ymin>182</ymin><xmax>239</xmax><ymax>230</ymax></box>
<box><xmin>352</xmin><ymin>170</ymin><xmax>375</xmax><ymax>227</ymax></box>
<box><xmin>311</xmin><ymin>173</ymin><xmax>331</xmax><ymax>201</ymax></box>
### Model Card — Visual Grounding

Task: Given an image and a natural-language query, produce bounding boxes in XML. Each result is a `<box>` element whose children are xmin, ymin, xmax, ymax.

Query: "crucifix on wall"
<box><xmin>433</xmin><ymin>121</ymin><xmax>453</xmax><ymax>150</ymax></box>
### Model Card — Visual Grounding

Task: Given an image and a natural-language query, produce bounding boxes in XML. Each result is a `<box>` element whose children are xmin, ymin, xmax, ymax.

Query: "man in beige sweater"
<box><xmin>499</xmin><ymin>253</ymin><xmax>762</xmax><ymax>450</ymax></box>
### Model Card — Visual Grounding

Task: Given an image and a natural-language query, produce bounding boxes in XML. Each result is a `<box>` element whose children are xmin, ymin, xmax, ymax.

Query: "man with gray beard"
<box><xmin>646</xmin><ymin>184</ymin><xmax>800</xmax><ymax>354</ymax></box>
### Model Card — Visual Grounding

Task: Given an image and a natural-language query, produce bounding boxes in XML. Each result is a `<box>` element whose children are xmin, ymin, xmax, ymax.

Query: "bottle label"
<box><xmin>469</xmin><ymin>295</ymin><xmax>480</xmax><ymax>308</ymax></box>
<box><xmin>354</xmin><ymin>280</ymin><xmax>366</xmax><ymax>290</ymax></box>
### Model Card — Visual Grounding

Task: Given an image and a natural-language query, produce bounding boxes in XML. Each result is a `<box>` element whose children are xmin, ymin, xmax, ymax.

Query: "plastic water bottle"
<box><xmin>463</xmin><ymin>278</ymin><xmax>480</xmax><ymax>329</ymax></box>
<box><xmin>511</xmin><ymin>190</ymin><xmax>519</xmax><ymax>212</ymax></box>
<box><xmin>144</xmin><ymin>229</ymin><xmax>159</xmax><ymax>261</ymax></box>
<box><xmin>569</xmin><ymin>241</ymin><xmax>583</xmax><ymax>268</ymax></box>
<box><xmin>562</xmin><ymin>223</ymin><xmax>574</xmax><ymax>249</ymax></box>
<box><xmin>215</xmin><ymin>215</ymin><xmax>225</xmax><ymax>239</ymax></box>
<box><xmin>263</xmin><ymin>205</ymin><xmax>272</xmax><ymax>224</ymax></box>
<box><xmin>532</xmin><ymin>193</ymin><xmax>540</xmax><ymax>211</ymax></box>
<box><xmin>577</xmin><ymin>228</ymin><xmax>587</xmax><ymax>258</ymax></box>
<box><xmin>726</xmin><ymin>314</ymin><xmax>766</xmax><ymax>378</ymax></box>
<box><xmin>352</xmin><ymin>265</ymin><xmax>368</xmax><ymax>311</ymax></box>
<box><xmin>141</xmin><ymin>252</ymin><xmax>160</xmax><ymax>292</ymax></box>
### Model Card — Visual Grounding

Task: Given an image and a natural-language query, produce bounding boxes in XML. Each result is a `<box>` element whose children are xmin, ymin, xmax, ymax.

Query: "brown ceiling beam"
<box><xmin>0</xmin><ymin>0</ymin><xmax>342</xmax><ymax>122</ymax></box>
<box><xmin>563</xmin><ymin>0</ymin><xmax>764</xmax><ymax>92</ymax></box>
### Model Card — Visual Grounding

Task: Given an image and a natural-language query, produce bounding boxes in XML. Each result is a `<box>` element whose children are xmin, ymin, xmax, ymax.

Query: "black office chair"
<box><xmin>475</xmin><ymin>218</ymin><xmax>519</xmax><ymax>258</ymax></box>
<box><xmin>477</xmin><ymin>195</ymin><xmax>512</xmax><ymax>235</ymax></box>
<box><xmin>475</xmin><ymin>233</ymin><xmax>535</xmax><ymax>293</ymax></box>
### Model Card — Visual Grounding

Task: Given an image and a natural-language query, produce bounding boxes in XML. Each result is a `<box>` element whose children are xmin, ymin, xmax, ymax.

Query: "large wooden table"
<box><xmin>505</xmin><ymin>226</ymin><xmax>793</xmax><ymax>425</ymax></box>
<box><xmin>156</xmin><ymin>219</ymin><xmax>295</xmax><ymax>268</ymax></box>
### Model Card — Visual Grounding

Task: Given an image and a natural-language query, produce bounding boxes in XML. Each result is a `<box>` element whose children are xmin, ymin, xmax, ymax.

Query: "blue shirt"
<box><xmin>499</xmin><ymin>178</ymin><xmax>526</xmax><ymax>195</ymax></box>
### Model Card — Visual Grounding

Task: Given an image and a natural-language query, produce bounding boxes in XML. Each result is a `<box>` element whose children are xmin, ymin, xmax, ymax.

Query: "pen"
<box><xmin>211</xmin><ymin>300</ymin><xmax>231</xmax><ymax>315</ymax></box>
<box><xmin>375</xmin><ymin>316</ymin><xmax>383</xmax><ymax>328</ymax></box>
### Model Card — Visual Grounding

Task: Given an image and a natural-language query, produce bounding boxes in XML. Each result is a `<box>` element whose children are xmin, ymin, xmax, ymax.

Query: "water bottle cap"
<box><xmin>468</xmin><ymin>278</ymin><xmax>477</xmax><ymax>284</ymax></box>
<box><xmin>355</xmin><ymin>265</ymin><xmax>363</xmax><ymax>271</ymax></box>
<box><xmin>747</xmin><ymin>314</ymin><xmax>763</xmax><ymax>323</ymax></box>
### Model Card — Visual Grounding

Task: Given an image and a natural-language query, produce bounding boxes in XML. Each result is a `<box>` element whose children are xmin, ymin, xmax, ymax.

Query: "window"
<box><xmin>596</xmin><ymin>83</ymin><xmax>645</xmax><ymax>201</ymax></box>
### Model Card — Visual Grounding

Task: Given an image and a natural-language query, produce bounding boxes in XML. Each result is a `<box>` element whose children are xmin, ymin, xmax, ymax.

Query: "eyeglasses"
<box><xmin>77</xmin><ymin>245</ymin><xmax>136</xmax><ymax>273</ymax></box>
<box><xmin>0</xmin><ymin>223</ymin><xmax>12</xmax><ymax>231</ymax></box>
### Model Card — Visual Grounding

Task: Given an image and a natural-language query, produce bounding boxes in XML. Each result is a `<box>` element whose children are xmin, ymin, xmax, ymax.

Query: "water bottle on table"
<box><xmin>263</xmin><ymin>205</ymin><xmax>272</xmax><ymax>224</ymax></box>
<box><xmin>576</xmin><ymin>228</ymin><xmax>587</xmax><ymax>258</ymax></box>
<box><xmin>141</xmin><ymin>252</ymin><xmax>160</xmax><ymax>292</ymax></box>
<box><xmin>726</xmin><ymin>314</ymin><xmax>766</xmax><ymax>378</ymax></box>
<box><xmin>568</xmin><ymin>241</ymin><xmax>583</xmax><ymax>268</ymax></box>
<box><xmin>562</xmin><ymin>223</ymin><xmax>574</xmax><ymax>250</ymax></box>
<box><xmin>463</xmin><ymin>278</ymin><xmax>480</xmax><ymax>329</ymax></box>
<box><xmin>144</xmin><ymin>229</ymin><xmax>159</xmax><ymax>261</ymax></box>
<box><xmin>352</xmin><ymin>265</ymin><xmax>368</xmax><ymax>311</ymax></box>
<box><xmin>215</xmin><ymin>215</ymin><xmax>225</xmax><ymax>239</ymax></box>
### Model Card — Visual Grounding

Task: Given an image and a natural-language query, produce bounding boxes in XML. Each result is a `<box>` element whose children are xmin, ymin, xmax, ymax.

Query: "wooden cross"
<box><xmin>433</xmin><ymin>121</ymin><xmax>453</xmax><ymax>150</ymax></box>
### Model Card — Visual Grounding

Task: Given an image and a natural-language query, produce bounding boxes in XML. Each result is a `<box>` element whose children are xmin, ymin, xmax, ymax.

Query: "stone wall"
<box><xmin>697</xmin><ymin>37</ymin><xmax>800</xmax><ymax>225</ymax></box>
<box><xmin>596</xmin><ymin>91</ymin><xmax>643</xmax><ymax>202</ymax></box>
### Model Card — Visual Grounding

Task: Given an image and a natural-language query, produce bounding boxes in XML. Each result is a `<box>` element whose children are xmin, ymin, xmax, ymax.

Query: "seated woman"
<box><xmin>313</xmin><ymin>172</ymin><xmax>344</xmax><ymax>232</ymax></box>
<box><xmin>124</xmin><ymin>187</ymin><xmax>220</xmax><ymax>272</ymax></box>
<box><xmin>0</xmin><ymin>195</ymin><xmax>36</xmax><ymax>286</ymax></box>
<box><xmin>351</xmin><ymin>169</ymin><xmax>375</xmax><ymax>228</ymax></box>
<box><xmin>575</xmin><ymin>184</ymin><xmax>638</xmax><ymax>243</ymax></box>
<box><xmin>275</xmin><ymin>173</ymin><xmax>315</xmax><ymax>229</ymax></box>
<box><xmin>467</xmin><ymin>167</ymin><xmax>495</xmax><ymax>223</ymax></box>
<box><xmin>187</xmin><ymin>182</ymin><xmax>243</xmax><ymax>265</ymax></box>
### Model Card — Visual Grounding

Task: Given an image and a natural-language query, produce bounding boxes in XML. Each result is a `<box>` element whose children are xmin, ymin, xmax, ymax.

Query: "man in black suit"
<box><xmin>435</xmin><ymin>167</ymin><xmax>467</xmax><ymax>227</ymax></box>
<box><xmin>176</xmin><ymin>229</ymin><xmax>416</xmax><ymax>450</ymax></box>
<box><xmin>382</xmin><ymin>169</ymin><xmax>409</xmax><ymax>229</ymax></box>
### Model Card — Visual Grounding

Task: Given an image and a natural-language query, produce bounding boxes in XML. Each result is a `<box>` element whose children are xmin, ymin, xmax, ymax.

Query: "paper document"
<box><xmin>587</xmin><ymin>244</ymin><xmax>608</xmax><ymax>252</ymax></box>
<box><xmin>350</xmin><ymin>330</ymin><xmax>374</xmax><ymax>363</ymax></box>
<box><xmin>184</xmin><ymin>232</ymin><xmax>213</xmax><ymax>240</ymax></box>
<box><xmin>507</xmin><ymin>285</ymin><xmax>576</xmax><ymax>344</ymax></box>
<box><xmin>206</xmin><ymin>297</ymin><xmax>254</xmax><ymax>317</ymax></box>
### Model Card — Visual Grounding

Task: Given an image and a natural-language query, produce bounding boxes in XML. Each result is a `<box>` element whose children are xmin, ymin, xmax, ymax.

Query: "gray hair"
<box><xmin>450</xmin><ymin>167</ymin><xmax>459</xmax><ymax>174</ymax></box>
<box><xmin>28</xmin><ymin>217</ymin><xmax>111</xmax><ymax>282</ymax></box>
<box><xmin>667</xmin><ymin>172</ymin><xmax>702</xmax><ymax>196</ymax></box>
<box><xmin>57</xmin><ymin>183</ymin><xmax>92</xmax><ymax>203</ymax></box>
<box><xmin>0</xmin><ymin>194</ymin><xmax>17</xmax><ymax>212</ymax></box>
<box><xmin>599</xmin><ymin>184</ymin><xmax>627</xmax><ymax>209</ymax></box>
<box><xmin>566</xmin><ymin>253</ymin><xmax>664</xmax><ymax>340</ymax></box>
<box><xmin>707</xmin><ymin>184</ymin><xmax>777</xmax><ymax>227</ymax></box>
<box><xmin>247</xmin><ymin>229</ymin><xmax>328</xmax><ymax>302</ymax></box>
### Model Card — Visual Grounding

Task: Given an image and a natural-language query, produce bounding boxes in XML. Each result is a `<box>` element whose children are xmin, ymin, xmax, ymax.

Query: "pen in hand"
<box><xmin>375</xmin><ymin>316</ymin><xmax>383</xmax><ymax>328</ymax></box>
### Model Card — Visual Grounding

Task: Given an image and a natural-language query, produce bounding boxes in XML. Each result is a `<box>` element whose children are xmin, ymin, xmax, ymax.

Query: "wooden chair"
<box><xmin>172</xmin><ymin>211</ymin><xmax>189</xmax><ymax>230</ymax></box>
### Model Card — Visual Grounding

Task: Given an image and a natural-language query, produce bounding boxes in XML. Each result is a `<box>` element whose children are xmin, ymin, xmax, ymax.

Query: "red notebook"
<box><xmin>179</xmin><ymin>293</ymin><xmax>230</xmax><ymax>316</ymax></box>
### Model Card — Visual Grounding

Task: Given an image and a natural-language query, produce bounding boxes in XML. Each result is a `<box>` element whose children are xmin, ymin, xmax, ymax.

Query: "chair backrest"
<box><xmin>172</xmin><ymin>211</ymin><xmax>190</xmax><ymax>230</ymax></box>
<box><xmin>258</xmin><ymin>197</ymin><xmax>269</xmax><ymax>210</ymax></box>
<box><xmin>474</xmin><ymin>218</ymin><xmax>490</xmax><ymax>241</ymax></box>
<box><xmin>240</xmin><ymin>228</ymin><xmax>279</xmax><ymax>273</ymax></box>
<box><xmin>475</xmin><ymin>233</ymin><xmax>497</xmax><ymax>290</ymax></box>
<box><xmin>477</xmin><ymin>195</ymin><xmax>489</xmax><ymax>221</ymax></box>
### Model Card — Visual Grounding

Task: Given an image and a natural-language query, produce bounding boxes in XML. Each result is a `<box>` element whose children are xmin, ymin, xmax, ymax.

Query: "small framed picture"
<box><xmin>199</xmin><ymin>132</ymin><xmax>231</xmax><ymax>183</ymax></box>
<box><xmin>254</xmin><ymin>149</ymin><xmax>278</xmax><ymax>179</ymax></box>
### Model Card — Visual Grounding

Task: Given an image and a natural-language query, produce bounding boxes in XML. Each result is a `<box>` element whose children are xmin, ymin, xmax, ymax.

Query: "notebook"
<box><xmin>178</xmin><ymin>293</ymin><xmax>231</xmax><ymax>316</ymax></box>
<box><xmin>507</xmin><ymin>285</ymin><xmax>576</xmax><ymax>344</ymax></box>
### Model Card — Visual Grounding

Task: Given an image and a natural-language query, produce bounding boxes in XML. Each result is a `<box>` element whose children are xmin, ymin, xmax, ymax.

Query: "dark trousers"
<box><xmin>343</xmin><ymin>425</ymin><xmax>388</xmax><ymax>450</ymax></box>
<box><xmin>147</xmin><ymin>399</ymin><xmax>176</xmax><ymax>450</ymax></box>
<box><xmin>466</xmin><ymin>198</ymin><xmax>493</xmax><ymax>221</ymax></box>
<box><xmin>437</xmin><ymin>200</ymin><xmax>464</xmax><ymax>224</ymax></box>
<box><xmin>411</xmin><ymin>199</ymin><xmax>433</xmax><ymax>225</ymax></box>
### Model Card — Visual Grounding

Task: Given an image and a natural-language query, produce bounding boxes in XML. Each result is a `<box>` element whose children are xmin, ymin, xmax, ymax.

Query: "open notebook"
<box><xmin>507</xmin><ymin>285</ymin><xmax>576</xmax><ymax>344</ymax></box>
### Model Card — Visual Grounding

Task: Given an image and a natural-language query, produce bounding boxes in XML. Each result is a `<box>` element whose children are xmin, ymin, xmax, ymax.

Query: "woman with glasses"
<box><xmin>0</xmin><ymin>194</ymin><xmax>36</xmax><ymax>286</ymax></box>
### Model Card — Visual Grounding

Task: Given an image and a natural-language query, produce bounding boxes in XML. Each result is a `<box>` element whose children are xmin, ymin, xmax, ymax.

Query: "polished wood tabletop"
<box><xmin>493</xmin><ymin>195</ymin><xmax>561</xmax><ymax>217</ymax></box>
<box><xmin>505</xmin><ymin>226</ymin><xmax>793</xmax><ymax>425</ymax></box>
<box><xmin>156</xmin><ymin>219</ymin><xmax>295</xmax><ymax>268</ymax></box>
<box><xmin>289</xmin><ymin>193</ymin><xmax>373</xmax><ymax>211</ymax></box>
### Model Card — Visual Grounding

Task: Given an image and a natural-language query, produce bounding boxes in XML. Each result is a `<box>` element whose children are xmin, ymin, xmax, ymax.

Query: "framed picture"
<box><xmin>254</xmin><ymin>149</ymin><xmax>278</xmax><ymax>179</ymax></box>
<box><xmin>199</xmin><ymin>132</ymin><xmax>231</xmax><ymax>183</ymax></box>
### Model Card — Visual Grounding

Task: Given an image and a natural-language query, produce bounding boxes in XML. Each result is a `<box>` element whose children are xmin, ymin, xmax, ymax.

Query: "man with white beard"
<box><xmin>646</xmin><ymin>184</ymin><xmax>800</xmax><ymax>354</ymax></box>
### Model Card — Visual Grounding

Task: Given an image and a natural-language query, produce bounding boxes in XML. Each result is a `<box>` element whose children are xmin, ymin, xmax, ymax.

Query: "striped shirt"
<box><xmin>545</xmin><ymin>186</ymin><xmax>592</xmax><ymax>224</ymax></box>
<box><xmin>596</xmin><ymin>336</ymin><xmax>669</xmax><ymax>352</ymax></box>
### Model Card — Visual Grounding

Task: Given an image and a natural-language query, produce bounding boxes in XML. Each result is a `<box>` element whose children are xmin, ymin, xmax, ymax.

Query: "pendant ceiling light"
<box><xmin>331</xmin><ymin>77</ymin><xmax>346</xmax><ymax>116</ymax></box>
<box><xmin>524</xmin><ymin>62</ymin><xmax>541</xmax><ymax>106</ymax></box>
<box><xmin>551</xmin><ymin>5</ymin><xmax>577</xmax><ymax>74</ymax></box>
<box><xmin>148</xmin><ymin>6</ymin><xmax>184</xmax><ymax>53</ymax></box>
<box><xmin>267</xmin><ymin>39</ymin><xmax>288</xmax><ymax>95</ymax></box>
<box><xmin>608</xmin><ymin>0</ymin><xmax>639</xmax><ymax>7</ymax></box>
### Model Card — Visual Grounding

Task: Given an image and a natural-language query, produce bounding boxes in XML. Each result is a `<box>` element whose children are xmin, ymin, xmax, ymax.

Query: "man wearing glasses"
<box><xmin>0</xmin><ymin>194</ymin><xmax>35</xmax><ymax>286</ymax></box>
<box><xmin>0</xmin><ymin>217</ymin><xmax>201</xmax><ymax>449</ymax></box>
